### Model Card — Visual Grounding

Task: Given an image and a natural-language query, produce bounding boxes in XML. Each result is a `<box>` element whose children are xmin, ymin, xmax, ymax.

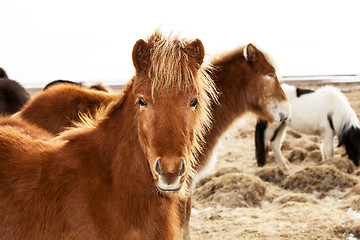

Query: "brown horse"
<box><xmin>43</xmin><ymin>79</ymin><xmax>110</xmax><ymax>92</ymax></box>
<box><xmin>12</xmin><ymin>83</ymin><xmax>118</xmax><ymax>134</ymax></box>
<box><xmin>0</xmin><ymin>67</ymin><xmax>30</xmax><ymax>115</ymax></box>
<box><xmin>0</xmin><ymin>117</ymin><xmax>54</xmax><ymax>140</ymax></box>
<box><xmin>0</xmin><ymin>31</ymin><xmax>217</xmax><ymax>240</ymax></box>
<box><xmin>198</xmin><ymin>43</ymin><xmax>290</xmax><ymax>172</ymax></box>
<box><xmin>179</xmin><ymin>44</ymin><xmax>290</xmax><ymax>239</ymax></box>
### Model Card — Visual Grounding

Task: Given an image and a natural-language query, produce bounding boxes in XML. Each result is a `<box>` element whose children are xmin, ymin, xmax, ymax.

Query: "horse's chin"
<box><xmin>269</xmin><ymin>102</ymin><xmax>292</xmax><ymax>123</ymax></box>
<box><xmin>157</xmin><ymin>184</ymin><xmax>182</xmax><ymax>192</ymax></box>
<box><xmin>154</xmin><ymin>176</ymin><xmax>184</xmax><ymax>195</ymax></box>
<box><xmin>263</xmin><ymin>101</ymin><xmax>291</xmax><ymax>123</ymax></box>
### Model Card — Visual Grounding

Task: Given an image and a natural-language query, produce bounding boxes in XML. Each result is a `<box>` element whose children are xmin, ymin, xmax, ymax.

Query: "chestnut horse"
<box><xmin>0</xmin><ymin>117</ymin><xmax>54</xmax><ymax>140</ymax></box>
<box><xmin>179</xmin><ymin>44</ymin><xmax>291</xmax><ymax>239</ymax></box>
<box><xmin>0</xmin><ymin>67</ymin><xmax>30</xmax><ymax>115</ymax></box>
<box><xmin>197</xmin><ymin>44</ymin><xmax>290</xmax><ymax>176</ymax></box>
<box><xmin>12</xmin><ymin>83</ymin><xmax>118</xmax><ymax>134</ymax></box>
<box><xmin>0</xmin><ymin>31</ymin><xmax>217</xmax><ymax>240</ymax></box>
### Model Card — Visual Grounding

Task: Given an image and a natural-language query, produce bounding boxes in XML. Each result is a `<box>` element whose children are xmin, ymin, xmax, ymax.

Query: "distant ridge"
<box><xmin>280</xmin><ymin>74</ymin><xmax>360</xmax><ymax>84</ymax></box>
<box><xmin>24</xmin><ymin>75</ymin><xmax>360</xmax><ymax>92</ymax></box>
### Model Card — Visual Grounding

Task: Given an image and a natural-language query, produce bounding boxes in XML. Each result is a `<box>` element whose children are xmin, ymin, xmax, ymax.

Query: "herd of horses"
<box><xmin>0</xmin><ymin>30</ymin><xmax>358</xmax><ymax>239</ymax></box>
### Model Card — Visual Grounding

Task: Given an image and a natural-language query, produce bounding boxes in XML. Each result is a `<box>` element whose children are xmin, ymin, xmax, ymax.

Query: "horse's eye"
<box><xmin>268</xmin><ymin>74</ymin><xmax>275</xmax><ymax>79</ymax></box>
<box><xmin>138</xmin><ymin>97</ymin><xmax>147</xmax><ymax>107</ymax></box>
<box><xmin>190</xmin><ymin>98</ymin><xmax>198</xmax><ymax>107</ymax></box>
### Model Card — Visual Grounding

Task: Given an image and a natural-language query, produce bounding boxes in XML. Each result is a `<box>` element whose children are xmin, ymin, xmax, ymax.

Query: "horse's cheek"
<box><xmin>137</xmin><ymin>113</ymin><xmax>150</xmax><ymax>153</ymax></box>
<box><xmin>188</xmin><ymin>115</ymin><xmax>196</xmax><ymax>145</ymax></box>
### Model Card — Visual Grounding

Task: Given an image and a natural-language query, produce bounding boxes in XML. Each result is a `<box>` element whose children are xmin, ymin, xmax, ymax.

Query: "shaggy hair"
<box><xmin>60</xmin><ymin>31</ymin><xmax>218</xmax><ymax>198</ymax></box>
<box><xmin>146</xmin><ymin>32</ymin><xmax>218</xmax><ymax>171</ymax></box>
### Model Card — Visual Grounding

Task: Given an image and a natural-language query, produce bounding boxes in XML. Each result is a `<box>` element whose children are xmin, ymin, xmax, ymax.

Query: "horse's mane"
<box><xmin>210</xmin><ymin>46</ymin><xmax>247</xmax><ymax>66</ymax></box>
<box><xmin>147</xmin><ymin>31</ymin><xmax>202</xmax><ymax>90</ymax></box>
<box><xmin>211</xmin><ymin>45</ymin><xmax>276</xmax><ymax>69</ymax></box>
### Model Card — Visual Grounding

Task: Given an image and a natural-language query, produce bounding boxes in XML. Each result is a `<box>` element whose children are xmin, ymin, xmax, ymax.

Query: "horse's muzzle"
<box><xmin>279</xmin><ymin>112</ymin><xmax>288</xmax><ymax>122</ymax></box>
<box><xmin>154</xmin><ymin>157</ymin><xmax>185</xmax><ymax>192</ymax></box>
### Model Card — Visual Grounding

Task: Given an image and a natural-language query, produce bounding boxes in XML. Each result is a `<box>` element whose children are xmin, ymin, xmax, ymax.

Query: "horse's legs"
<box><xmin>255</xmin><ymin>120</ymin><xmax>270</xmax><ymax>167</ymax></box>
<box><xmin>178</xmin><ymin>194</ymin><xmax>192</xmax><ymax>240</ymax></box>
<box><xmin>182</xmin><ymin>196</ymin><xmax>192</xmax><ymax>240</ymax></box>
<box><xmin>320</xmin><ymin>130</ymin><xmax>335</xmax><ymax>160</ymax></box>
<box><xmin>270</xmin><ymin>123</ymin><xmax>289</xmax><ymax>172</ymax></box>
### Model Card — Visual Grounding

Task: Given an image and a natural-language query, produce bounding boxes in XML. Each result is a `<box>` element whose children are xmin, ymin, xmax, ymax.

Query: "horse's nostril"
<box><xmin>280</xmin><ymin>113</ymin><xmax>288</xmax><ymax>122</ymax></box>
<box><xmin>179</xmin><ymin>158</ymin><xmax>185</xmax><ymax>176</ymax></box>
<box><xmin>155</xmin><ymin>158</ymin><xmax>162</xmax><ymax>175</ymax></box>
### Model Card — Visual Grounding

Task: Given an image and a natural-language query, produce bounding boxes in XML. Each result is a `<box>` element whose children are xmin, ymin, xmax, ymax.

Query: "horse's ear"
<box><xmin>186</xmin><ymin>39</ymin><xmax>205</xmax><ymax>68</ymax></box>
<box><xmin>0</xmin><ymin>68</ymin><xmax>8</xmax><ymax>78</ymax></box>
<box><xmin>244</xmin><ymin>43</ymin><xmax>259</xmax><ymax>62</ymax></box>
<box><xmin>132</xmin><ymin>39</ymin><xmax>150</xmax><ymax>73</ymax></box>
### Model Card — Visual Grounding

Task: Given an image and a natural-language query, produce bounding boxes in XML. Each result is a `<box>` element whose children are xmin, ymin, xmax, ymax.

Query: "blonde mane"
<box><xmin>147</xmin><ymin>31</ymin><xmax>197</xmax><ymax>90</ymax></box>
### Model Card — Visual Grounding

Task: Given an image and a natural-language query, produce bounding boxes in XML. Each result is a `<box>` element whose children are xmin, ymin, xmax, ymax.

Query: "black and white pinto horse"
<box><xmin>0</xmin><ymin>68</ymin><xmax>30</xmax><ymax>115</ymax></box>
<box><xmin>255</xmin><ymin>83</ymin><xmax>360</xmax><ymax>171</ymax></box>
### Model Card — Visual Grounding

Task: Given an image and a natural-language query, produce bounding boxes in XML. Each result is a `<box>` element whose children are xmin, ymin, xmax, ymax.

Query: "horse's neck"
<box><xmin>198</xmin><ymin>60</ymin><xmax>249</xmax><ymax>168</ymax></box>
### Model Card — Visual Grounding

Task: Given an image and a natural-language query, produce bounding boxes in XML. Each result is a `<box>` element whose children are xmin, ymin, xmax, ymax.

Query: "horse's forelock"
<box><xmin>147</xmin><ymin>33</ymin><xmax>196</xmax><ymax>92</ymax></box>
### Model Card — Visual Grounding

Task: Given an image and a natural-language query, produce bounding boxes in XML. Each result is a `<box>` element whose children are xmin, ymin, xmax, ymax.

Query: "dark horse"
<box><xmin>0</xmin><ymin>31</ymin><xmax>217</xmax><ymax>239</ymax></box>
<box><xmin>0</xmin><ymin>68</ymin><xmax>30</xmax><ymax>115</ymax></box>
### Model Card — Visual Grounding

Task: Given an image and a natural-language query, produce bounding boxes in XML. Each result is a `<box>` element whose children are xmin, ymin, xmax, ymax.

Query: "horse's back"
<box><xmin>0</xmin><ymin>124</ymin><xmax>75</xmax><ymax>239</ymax></box>
<box><xmin>284</xmin><ymin>85</ymin><xmax>356</xmax><ymax>134</ymax></box>
<box><xmin>318</xmin><ymin>86</ymin><xmax>360</xmax><ymax>131</ymax></box>
<box><xmin>19</xmin><ymin>84</ymin><xmax>117</xmax><ymax>134</ymax></box>
<box><xmin>0</xmin><ymin>123</ymin><xmax>54</xmax><ymax>173</ymax></box>
<box><xmin>0</xmin><ymin>119</ymin><xmax>66</xmax><ymax>187</ymax></box>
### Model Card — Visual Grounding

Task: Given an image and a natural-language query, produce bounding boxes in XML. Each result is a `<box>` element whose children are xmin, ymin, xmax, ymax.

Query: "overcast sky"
<box><xmin>1</xmin><ymin>0</ymin><xmax>359</xmax><ymax>88</ymax></box>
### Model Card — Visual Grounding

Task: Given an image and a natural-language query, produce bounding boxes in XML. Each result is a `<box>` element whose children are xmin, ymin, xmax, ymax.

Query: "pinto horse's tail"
<box><xmin>255</xmin><ymin>119</ymin><xmax>269</xmax><ymax>167</ymax></box>
<box><xmin>327</xmin><ymin>87</ymin><xmax>360</xmax><ymax>166</ymax></box>
<box><xmin>337</xmin><ymin>124</ymin><xmax>360</xmax><ymax>167</ymax></box>
<box><xmin>0</xmin><ymin>68</ymin><xmax>8</xmax><ymax>78</ymax></box>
